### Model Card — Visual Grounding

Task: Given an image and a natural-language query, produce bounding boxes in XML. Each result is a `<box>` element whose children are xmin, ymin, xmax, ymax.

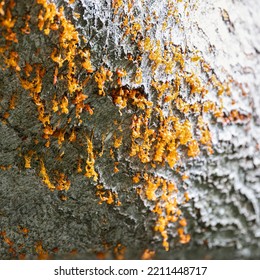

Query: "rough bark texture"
<box><xmin>0</xmin><ymin>0</ymin><xmax>259</xmax><ymax>259</ymax></box>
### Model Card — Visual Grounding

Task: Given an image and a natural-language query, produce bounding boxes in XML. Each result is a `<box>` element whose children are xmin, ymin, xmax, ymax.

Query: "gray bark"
<box><xmin>0</xmin><ymin>0</ymin><xmax>259</xmax><ymax>259</ymax></box>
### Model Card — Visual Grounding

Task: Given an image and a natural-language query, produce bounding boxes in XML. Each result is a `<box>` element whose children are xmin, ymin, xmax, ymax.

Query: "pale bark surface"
<box><xmin>0</xmin><ymin>0</ymin><xmax>259</xmax><ymax>259</ymax></box>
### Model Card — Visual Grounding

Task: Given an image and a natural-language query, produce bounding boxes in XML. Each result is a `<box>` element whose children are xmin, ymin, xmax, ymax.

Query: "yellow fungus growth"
<box><xmin>53</xmin><ymin>66</ymin><xmax>58</xmax><ymax>85</ymax></box>
<box><xmin>77</xmin><ymin>158</ymin><xmax>83</xmax><ymax>173</ymax></box>
<box><xmin>162</xmin><ymin>20</ymin><xmax>168</xmax><ymax>31</ymax></box>
<box><xmin>21</xmin><ymin>14</ymin><xmax>31</xmax><ymax>34</ymax></box>
<box><xmin>35</xmin><ymin>242</ymin><xmax>49</xmax><ymax>260</ymax></box>
<box><xmin>0</xmin><ymin>165</ymin><xmax>12</xmax><ymax>171</ymax></box>
<box><xmin>130</xmin><ymin>114</ymin><xmax>155</xmax><ymax>163</ymax></box>
<box><xmin>176</xmin><ymin>119</ymin><xmax>192</xmax><ymax>145</ymax></box>
<box><xmin>96</xmin><ymin>184</ymin><xmax>121</xmax><ymax>206</ymax></box>
<box><xmin>60</xmin><ymin>96</ymin><xmax>69</xmax><ymax>114</ymax></box>
<box><xmin>135</xmin><ymin>173</ymin><xmax>183</xmax><ymax>251</ymax></box>
<box><xmin>187</xmin><ymin>139</ymin><xmax>200</xmax><ymax>157</ymax></box>
<box><xmin>211</xmin><ymin>74</ymin><xmax>230</xmax><ymax>96</ymax></box>
<box><xmin>116</xmin><ymin>68</ymin><xmax>127</xmax><ymax>86</ymax></box>
<box><xmin>112</xmin><ymin>87</ymin><xmax>152</xmax><ymax>110</ymax></box>
<box><xmin>5</xmin><ymin>51</ymin><xmax>20</xmax><ymax>71</ymax></box>
<box><xmin>37</xmin><ymin>9</ymin><xmax>45</xmax><ymax>31</ymax></box>
<box><xmin>43</xmin><ymin>125</ymin><xmax>54</xmax><ymax>141</ymax></box>
<box><xmin>132</xmin><ymin>173</ymin><xmax>140</xmax><ymax>183</ymax></box>
<box><xmin>84</xmin><ymin>103</ymin><xmax>93</xmax><ymax>115</ymax></box>
<box><xmin>56</xmin><ymin>129</ymin><xmax>65</xmax><ymax>146</ymax></box>
<box><xmin>113</xmin><ymin>243</ymin><xmax>126</xmax><ymax>260</ymax></box>
<box><xmin>114</xmin><ymin>162</ymin><xmax>119</xmax><ymax>173</ymax></box>
<box><xmin>130</xmin><ymin>21</ymin><xmax>142</xmax><ymax>41</ymax></box>
<box><xmin>3</xmin><ymin>111</ymin><xmax>9</xmax><ymax>119</ymax></box>
<box><xmin>79</xmin><ymin>50</ymin><xmax>93</xmax><ymax>73</ymax></box>
<box><xmin>184</xmin><ymin>192</ymin><xmax>190</xmax><ymax>202</ymax></box>
<box><xmin>222</xmin><ymin>109</ymin><xmax>251</xmax><ymax>124</ymax></box>
<box><xmin>73</xmin><ymin>12</ymin><xmax>80</xmax><ymax>19</ymax></box>
<box><xmin>179</xmin><ymin>218</ymin><xmax>187</xmax><ymax>227</ymax></box>
<box><xmin>149</xmin><ymin>40</ymin><xmax>163</xmax><ymax>72</ymax></box>
<box><xmin>20</xmin><ymin>65</ymin><xmax>44</xmax><ymax>94</ymax></box>
<box><xmin>20</xmin><ymin>65</ymin><xmax>52</xmax><ymax>130</ymax></box>
<box><xmin>3</xmin><ymin>232</ymin><xmax>13</xmax><ymax>246</ymax></box>
<box><xmin>191</xmin><ymin>52</ymin><xmax>201</xmax><ymax>63</ymax></box>
<box><xmin>176</xmin><ymin>98</ymin><xmax>191</xmax><ymax>114</ymax></box>
<box><xmin>50</xmin><ymin>48</ymin><xmax>63</xmax><ymax>68</ymax></box>
<box><xmin>143</xmin><ymin>37</ymin><xmax>152</xmax><ymax>52</ymax></box>
<box><xmin>52</xmin><ymin>97</ymin><xmax>59</xmax><ymax>112</ymax></box>
<box><xmin>98</xmin><ymin>190</ymin><xmax>113</xmax><ymax>204</ymax></box>
<box><xmin>9</xmin><ymin>93</ymin><xmax>17</xmax><ymax>110</ymax></box>
<box><xmin>203</xmin><ymin>100</ymin><xmax>216</xmax><ymax>113</ymax></box>
<box><xmin>39</xmin><ymin>159</ymin><xmax>55</xmax><ymax>191</ymax></box>
<box><xmin>185</xmin><ymin>72</ymin><xmax>205</xmax><ymax>95</ymax></box>
<box><xmin>151</xmin><ymin>80</ymin><xmax>173</xmax><ymax>100</ymax></box>
<box><xmin>24</xmin><ymin>150</ymin><xmax>35</xmax><ymax>169</ymax></box>
<box><xmin>110</xmin><ymin>148</ymin><xmax>115</xmax><ymax>159</ymax></box>
<box><xmin>69</xmin><ymin>128</ymin><xmax>76</xmax><ymax>142</ymax></box>
<box><xmin>95</xmin><ymin>67</ymin><xmax>112</xmax><ymax>95</ymax></box>
<box><xmin>141</xmin><ymin>249</ymin><xmax>155</xmax><ymax>260</ymax></box>
<box><xmin>73</xmin><ymin>91</ymin><xmax>88</xmax><ymax>118</ymax></box>
<box><xmin>37</xmin><ymin>0</ymin><xmax>92</xmax><ymax>99</ymax></box>
<box><xmin>55</xmin><ymin>172</ymin><xmax>71</xmax><ymax>191</ymax></box>
<box><xmin>112</xmin><ymin>0</ymin><xmax>123</xmax><ymax>15</ymax></box>
<box><xmin>116</xmin><ymin>68</ymin><xmax>127</xmax><ymax>78</ymax></box>
<box><xmin>59</xmin><ymin>194</ymin><xmax>67</xmax><ymax>201</ymax></box>
<box><xmin>114</xmin><ymin>135</ymin><xmax>123</xmax><ymax>149</ymax></box>
<box><xmin>178</xmin><ymin>228</ymin><xmax>191</xmax><ymax>244</ymax></box>
<box><xmin>197</xmin><ymin>116</ymin><xmax>212</xmax><ymax>153</ymax></box>
<box><xmin>4</xmin><ymin>30</ymin><xmax>17</xmax><ymax>43</ymax></box>
<box><xmin>182</xmin><ymin>173</ymin><xmax>189</xmax><ymax>180</ymax></box>
<box><xmin>0</xmin><ymin>0</ymin><xmax>16</xmax><ymax>31</ymax></box>
<box><xmin>134</xmin><ymin>67</ymin><xmax>143</xmax><ymax>84</ymax></box>
<box><xmin>85</xmin><ymin>136</ymin><xmax>98</xmax><ymax>182</ymax></box>
<box><xmin>18</xmin><ymin>226</ymin><xmax>29</xmax><ymax>237</ymax></box>
<box><xmin>0</xmin><ymin>1</ymin><xmax>5</xmax><ymax>16</ymax></box>
<box><xmin>23</xmin><ymin>63</ymin><xmax>33</xmax><ymax>77</ymax></box>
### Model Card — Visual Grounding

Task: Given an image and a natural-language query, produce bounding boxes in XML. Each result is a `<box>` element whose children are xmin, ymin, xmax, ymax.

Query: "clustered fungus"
<box><xmin>96</xmin><ymin>184</ymin><xmax>121</xmax><ymax>206</ymax></box>
<box><xmin>0</xmin><ymin>0</ymin><xmax>248</xmax><ymax>257</ymax></box>
<box><xmin>85</xmin><ymin>136</ymin><xmax>98</xmax><ymax>182</ymax></box>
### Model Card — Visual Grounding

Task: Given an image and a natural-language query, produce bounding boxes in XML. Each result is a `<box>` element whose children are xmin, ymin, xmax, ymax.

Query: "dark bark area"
<box><xmin>0</xmin><ymin>0</ymin><xmax>259</xmax><ymax>259</ymax></box>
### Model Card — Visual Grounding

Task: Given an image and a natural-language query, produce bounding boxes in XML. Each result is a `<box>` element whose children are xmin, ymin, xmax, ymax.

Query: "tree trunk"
<box><xmin>0</xmin><ymin>0</ymin><xmax>259</xmax><ymax>259</ymax></box>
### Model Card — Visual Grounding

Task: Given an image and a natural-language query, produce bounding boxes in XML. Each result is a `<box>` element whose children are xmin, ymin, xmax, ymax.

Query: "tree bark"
<box><xmin>0</xmin><ymin>0</ymin><xmax>259</xmax><ymax>259</ymax></box>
